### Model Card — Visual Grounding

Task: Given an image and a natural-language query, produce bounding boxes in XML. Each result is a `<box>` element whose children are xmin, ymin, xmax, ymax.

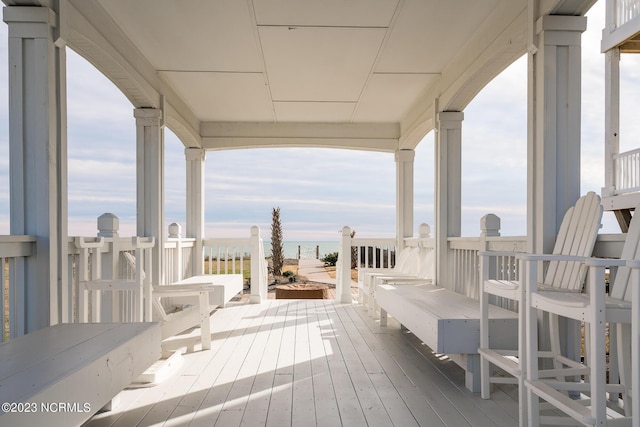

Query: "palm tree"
<box><xmin>271</xmin><ymin>207</ymin><xmax>284</xmax><ymax>277</ymax></box>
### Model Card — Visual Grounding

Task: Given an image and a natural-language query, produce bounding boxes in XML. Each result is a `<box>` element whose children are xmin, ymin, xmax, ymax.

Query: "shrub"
<box><xmin>323</xmin><ymin>252</ymin><xmax>339</xmax><ymax>266</ymax></box>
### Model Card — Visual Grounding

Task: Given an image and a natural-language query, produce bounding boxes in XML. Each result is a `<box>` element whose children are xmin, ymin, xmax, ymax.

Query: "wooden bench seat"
<box><xmin>172</xmin><ymin>274</ymin><xmax>244</xmax><ymax>308</ymax></box>
<box><xmin>376</xmin><ymin>283</ymin><xmax>518</xmax><ymax>392</ymax></box>
<box><xmin>0</xmin><ymin>322</ymin><xmax>160</xmax><ymax>426</ymax></box>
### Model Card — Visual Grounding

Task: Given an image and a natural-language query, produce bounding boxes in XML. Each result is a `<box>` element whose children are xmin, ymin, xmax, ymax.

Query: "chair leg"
<box><xmin>616</xmin><ymin>323</ymin><xmax>632</xmax><ymax>416</ymax></box>
<box><xmin>379</xmin><ymin>308</ymin><xmax>387</xmax><ymax>326</ymax></box>
<box><xmin>526</xmin><ymin>305</ymin><xmax>540</xmax><ymax>427</ymax></box>
<box><xmin>480</xmin><ymin>285</ymin><xmax>490</xmax><ymax>399</ymax></box>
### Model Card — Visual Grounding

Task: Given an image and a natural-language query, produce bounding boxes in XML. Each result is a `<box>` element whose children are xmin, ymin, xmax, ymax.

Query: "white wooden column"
<box><xmin>527</xmin><ymin>15</ymin><xmax>586</xmax><ymax>254</ymax></box>
<box><xmin>135</xmin><ymin>108</ymin><xmax>165</xmax><ymax>286</ymax></box>
<box><xmin>435</xmin><ymin>111</ymin><xmax>463</xmax><ymax>288</ymax></box>
<box><xmin>395</xmin><ymin>149</ymin><xmax>415</xmax><ymax>251</ymax></box>
<box><xmin>186</xmin><ymin>148</ymin><xmax>206</xmax><ymax>276</ymax></box>
<box><xmin>527</xmin><ymin>14</ymin><xmax>586</xmax><ymax>368</ymax></box>
<box><xmin>5</xmin><ymin>6</ymin><xmax>68</xmax><ymax>332</ymax></box>
<box><xmin>602</xmin><ymin>48</ymin><xmax>620</xmax><ymax>204</ymax></box>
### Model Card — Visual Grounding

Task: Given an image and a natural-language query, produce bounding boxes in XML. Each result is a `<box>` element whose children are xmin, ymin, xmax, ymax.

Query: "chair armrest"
<box><xmin>519</xmin><ymin>254</ymin><xmax>590</xmax><ymax>262</ymax></box>
<box><xmin>584</xmin><ymin>258</ymin><xmax>625</xmax><ymax>268</ymax></box>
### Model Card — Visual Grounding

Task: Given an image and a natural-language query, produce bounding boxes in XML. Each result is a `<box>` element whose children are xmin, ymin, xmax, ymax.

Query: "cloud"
<box><xmin>0</xmin><ymin>2</ymin><xmax>629</xmax><ymax>241</ymax></box>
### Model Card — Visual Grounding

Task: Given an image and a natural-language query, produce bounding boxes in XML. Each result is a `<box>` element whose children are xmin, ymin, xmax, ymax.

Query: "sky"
<box><xmin>0</xmin><ymin>1</ymin><xmax>639</xmax><ymax>241</ymax></box>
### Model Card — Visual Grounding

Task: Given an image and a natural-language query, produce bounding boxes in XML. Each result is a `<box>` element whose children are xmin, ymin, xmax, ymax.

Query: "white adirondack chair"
<box><xmin>76</xmin><ymin>236</ymin><xmax>155</xmax><ymax>323</ymax></box>
<box><xmin>524</xmin><ymin>202</ymin><xmax>640</xmax><ymax>427</ymax></box>
<box><xmin>121</xmin><ymin>251</ymin><xmax>219</xmax><ymax>351</ymax></box>
<box><xmin>478</xmin><ymin>191</ymin><xmax>603</xmax><ymax>427</ymax></box>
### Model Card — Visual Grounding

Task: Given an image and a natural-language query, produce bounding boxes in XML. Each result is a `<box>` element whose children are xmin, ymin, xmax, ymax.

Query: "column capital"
<box><xmin>395</xmin><ymin>149</ymin><xmax>415</xmax><ymax>163</ymax></box>
<box><xmin>3</xmin><ymin>6</ymin><xmax>57</xmax><ymax>39</ymax></box>
<box><xmin>185</xmin><ymin>147</ymin><xmax>206</xmax><ymax>161</ymax></box>
<box><xmin>134</xmin><ymin>108</ymin><xmax>163</xmax><ymax>127</ymax></box>
<box><xmin>536</xmin><ymin>15</ymin><xmax>587</xmax><ymax>35</ymax></box>
<box><xmin>437</xmin><ymin>111</ymin><xmax>464</xmax><ymax>129</ymax></box>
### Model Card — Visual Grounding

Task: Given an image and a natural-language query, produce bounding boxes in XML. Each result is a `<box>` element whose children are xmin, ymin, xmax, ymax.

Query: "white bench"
<box><xmin>376</xmin><ymin>283</ymin><xmax>518</xmax><ymax>392</ymax></box>
<box><xmin>172</xmin><ymin>274</ymin><xmax>244</xmax><ymax>308</ymax></box>
<box><xmin>0</xmin><ymin>322</ymin><xmax>160</xmax><ymax>426</ymax></box>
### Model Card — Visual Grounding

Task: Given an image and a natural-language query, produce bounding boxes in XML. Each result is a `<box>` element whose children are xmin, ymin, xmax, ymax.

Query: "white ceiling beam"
<box><xmin>200</xmin><ymin>122</ymin><xmax>399</xmax><ymax>152</ymax></box>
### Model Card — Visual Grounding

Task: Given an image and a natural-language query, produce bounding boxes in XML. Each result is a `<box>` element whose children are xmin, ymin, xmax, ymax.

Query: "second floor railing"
<box><xmin>615</xmin><ymin>0</ymin><xmax>640</xmax><ymax>28</ymax></box>
<box><xmin>613</xmin><ymin>147</ymin><xmax>640</xmax><ymax>195</ymax></box>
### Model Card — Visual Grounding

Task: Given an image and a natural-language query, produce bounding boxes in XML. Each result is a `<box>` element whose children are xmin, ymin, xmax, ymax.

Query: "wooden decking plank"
<box><xmin>376</xmin><ymin>310</ymin><xmax>511</xmax><ymax>427</ymax></box>
<box><xmin>292</xmin><ymin>301</ymin><xmax>317</xmax><ymax>426</ymax></box>
<box><xmin>85</xmin><ymin>308</ymin><xmax>245</xmax><ymax>427</ymax></box>
<box><xmin>308</xmin><ymin>301</ymin><xmax>341</xmax><ymax>427</ymax></box>
<box><xmin>210</xmin><ymin>300</ymin><xmax>274</xmax><ymax>427</ymax></box>
<box><xmin>160</xmin><ymin>303</ymin><xmax>255</xmax><ymax>427</ymax></box>
<box><xmin>353</xmin><ymin>304</ymin><xmax>478</xmax><ymax>427</ymax></box>
<box><xmin>344</xmin><ymin>303</ymin><xmax>447</xmax><ymax>427</ymax></box>
<box><xmin>394</xmin><ymin>317</ymin><xmax>519</xmax><ymax>427</ymax></box>
<box><xmin>163</xmin><ymin>302</ymin><xmax>255</xmax><ymax>427</ymax></box>
<box><xmin>136</xmin><ymin>374</ymin><xmax>200</xmax><ymax>426</ymax></box>
<box><xmin>318</xmin><ymin>302</ymin><xmax>368</xmax><ymax>427</ymax></box>
<box><xmin>329</xmin><ymin>303</ymin><xmax>393</xmax><ymax>427</ymax></box>
<box><xmin>189</xmin><ymin>302</ymin><xmax>268</xmax><ymax>427</ymax></box>
<box><xmin>241</xmin><ymin>301</ymin><xmax>289</xmax><ymax>427</ymax></box>
<box><xmin>264</xmin><ymin>301</ymin><xmax>296</xmax><ymax>427</ymax></box>
<box><xmin>84</xmin><ymin>300</ymin><xmax>519</xmax><ymax>427</ymax></box>
<box><xmin>265</xmin><ymin>373</ymin><xmax>294</xmax><ymax>427</ymax></box>
<box><xmin>335</xmin><ymin>303</ymin><xmax>420</xmax><ymax>427</ymax></box>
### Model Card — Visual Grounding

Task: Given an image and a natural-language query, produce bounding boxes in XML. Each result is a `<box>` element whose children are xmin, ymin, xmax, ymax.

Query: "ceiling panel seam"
<box><xmin>349</xmin><ymin>0</ymin><xmax>403</xmax><ymax>122</ymax></box>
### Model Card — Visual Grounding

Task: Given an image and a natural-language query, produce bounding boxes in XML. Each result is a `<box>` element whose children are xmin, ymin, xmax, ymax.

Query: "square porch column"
<box><xmin>527</xmin><ymin>14</ymin><xmax>587</xmax><ymax>373</ymax></box>
<box><xmin>527</xmin><ymin>15</ymin><xmax>587</xmax><ymax>254</ymax></box>
<box><xmin>185</xmin><ymin>148</ymin><xmax>206</xmax><ymax>275</ymax></box>
<box><xmin>395</xmin><ymin>149</ymin><xmax>415</xmax><ymax>251</ymax></box>
<box><xmin>435</xmin><ymin>112</ymin><xmax>463</xmax><ymax>289</ymax></box>
<box><xmin>5</xmin><ymin>5</ymin><xmax>68</xmax><ymax>332</ymax></box>
<box><xmin>135</xmin><ymin>108</ymin><xmax>165</xmax><ymax>287</ymax></box>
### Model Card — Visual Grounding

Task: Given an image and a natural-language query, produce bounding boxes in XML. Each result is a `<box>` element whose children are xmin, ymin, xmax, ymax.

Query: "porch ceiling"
<box><xmin>15</xmin><ymin>0</ymin><xmax>592</xmax><ymax>150</ymax></box>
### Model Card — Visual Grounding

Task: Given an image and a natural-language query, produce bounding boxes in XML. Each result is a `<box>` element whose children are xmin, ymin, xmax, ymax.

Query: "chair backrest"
<box><xmin>542</xmin><ymin>191</ymin><xmax>603</xmax><ymax>291</ymax></box>
<box><xmin>394</xmin><ymin>246</ymin><xmax>418</xmax><ymax>271</ymax></box>
<box><xmin>416</xmin><ymin>247</ymin><xmax>435</xmax><ymax>281</ymax></box>
<box><xmin>398</xmin><ymin>246</ymin><xmax>421</xmax><ymax>276</ymax></box>
<box><xmin>610</xmin><ymin>202</ymin><xmax>640</xmax><ymax>302</ymax></box>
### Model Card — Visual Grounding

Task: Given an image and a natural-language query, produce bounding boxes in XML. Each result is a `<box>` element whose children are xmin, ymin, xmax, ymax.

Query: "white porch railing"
<box><xmin>615</xmin><ymin>0</ymin><xmax>640</xmax><ymax>28</ymax></box>
<box><xmin>340</xmin><ymin>214</ymin><xmax>626</xmax><ymax>306</ymax></box>
<box><xmin>613</xmin><ymin>148</ymin><xmax>640</xmax><ymax>195</ymax></box>
<box><xmin>0</xmin><ymin>235</ymin><xmax>36</xmax><ymax>341</ymax></box>
<box><xmin>202</xmin><ymin>225</ymin><xmax>269</xmax><ymax>302</ymax></box>
<box><xmin>65</xmin><ymin>214</ymin><xmax>269</xmax><ymax>322</ymax></box>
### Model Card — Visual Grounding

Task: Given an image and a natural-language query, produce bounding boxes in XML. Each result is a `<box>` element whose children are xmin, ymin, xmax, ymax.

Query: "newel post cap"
<box><xmin>418</xmin><ymin>223</ymin><xmax>431</xmax><ymax>238</ymax></box>
<box><xmin>168</xmin><ymin>223</ymin><xmax>182</xmax><ymax>238</ymax></box>
<box><xmin>480</xmin><ymin>214</ymin><xmax>501</xmax><ymax>236</ymax></box>
<box><xmin>97</xmin><ymin>213</ymin><xmax>119</xmax><ymax>237</ymax></box>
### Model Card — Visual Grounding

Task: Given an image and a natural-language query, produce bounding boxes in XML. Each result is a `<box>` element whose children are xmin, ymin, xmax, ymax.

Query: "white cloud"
<box><xmin>0</xmin><ymin>1</ymin><xmax>629</xmax><ymax>240</ymax></box>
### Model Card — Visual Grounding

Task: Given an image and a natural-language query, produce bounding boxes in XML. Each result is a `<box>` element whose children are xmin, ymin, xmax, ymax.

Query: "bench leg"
<box><xmin>98</xmin><ymin>393</ymin><xmax>121</xmax><ymax>413</ymax></box>
<box><xmin>379</xmin><ymin>308</ymin><xmax>388</xmax><ymax>326</ymax></box>
<box><xmin>465</xmin><ymin>354</ymin><xmax>481</xmax><ymax>392</ymax></box>
<box><xmin>199</xmin><ymin>292</ymin><xmax>212</xmax><ymax>351</ymax></box>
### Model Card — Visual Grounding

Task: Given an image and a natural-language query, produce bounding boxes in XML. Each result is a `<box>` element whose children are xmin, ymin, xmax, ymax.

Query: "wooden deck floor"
<box><xmin>86</xmin><ymin>300</ymin><xmax>519</xmax><ymax>427</ymax></box>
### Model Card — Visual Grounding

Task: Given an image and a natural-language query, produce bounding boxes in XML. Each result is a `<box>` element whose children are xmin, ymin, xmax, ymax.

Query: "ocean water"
<box><xmin>263</xmin><ymin>241</ymin><xmax>339</xmax><ymax>259</ymax></box>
